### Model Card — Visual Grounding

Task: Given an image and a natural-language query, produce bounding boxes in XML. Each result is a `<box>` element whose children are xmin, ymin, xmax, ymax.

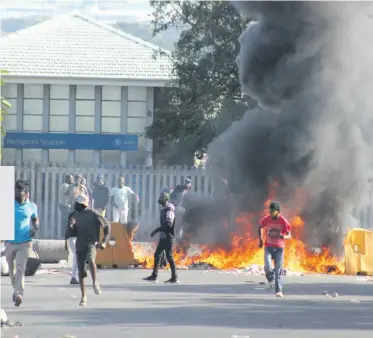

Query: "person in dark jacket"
<box><xmin>65</xmin><ymin>194</ymin><xmax>111</xmax><ymax>306</ymax></box>
<box><xmin>92</xmin><ymin>175</ymin><xmax>110</xmax><ymax>217</ymax></box>
<box><xmin>143</xmin><ymin>192</ymin><xmax>179</xmax><ymax>284</ymax></box>
<box><xmin>169</xmin><ymin>178</ymin><xmax>192</xmax><ymax>207</ymax></box>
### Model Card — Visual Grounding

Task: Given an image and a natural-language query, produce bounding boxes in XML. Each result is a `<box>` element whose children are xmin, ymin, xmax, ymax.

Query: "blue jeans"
<box><xmin>264</xmin><ymin>247</ymin><xmax>284</xmax><ymax>293</ymax></box>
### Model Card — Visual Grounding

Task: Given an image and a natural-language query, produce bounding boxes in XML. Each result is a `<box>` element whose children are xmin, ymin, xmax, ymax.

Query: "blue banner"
<box><xmin>3</xmin><ymin>132</ymin><xmax>139</xmax><ymax>151</ymax></box>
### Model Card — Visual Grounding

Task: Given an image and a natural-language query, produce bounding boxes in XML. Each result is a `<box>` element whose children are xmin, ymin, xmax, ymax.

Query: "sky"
<box><xmin>0</xmin><ymin>0</ymin><xmax>153</xmax><ymax>22</ymax></box>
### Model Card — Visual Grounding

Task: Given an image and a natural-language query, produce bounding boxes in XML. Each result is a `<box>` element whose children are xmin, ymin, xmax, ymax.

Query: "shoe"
<box><xmin>14</xmin><ymin>295</ymin><xmax>22</xmax><ymax>307</ymax></box>
<box><xmin>164</xmin><ymin>277</ymin><xmax>179</xmax><ymax>284</ymax></box>
<box><xmin>93</xmin><ymin>282</ymin><xmax>101</xmax><ymax>295</ymax></box>
<box><xmin>79</xmin><ymin>296</ymin><xmax>87</xmax><ymax>306</ymax></box>
<box><xmin>143</xmin><ymin>275</ymin><xmax>157</xmax><ymax>282</ymax></box>
<box><xmin>266</xmin><ymin>282</ymin><xmax>273</xmax><ymax>291</ymax></box>
<box><xmin>276</xmin><ymin>292</ymin><xmax>284</xmax><ymax>298</ymax></box>
<box><xmin>70</xmin><ymin>277</ymin><xmax>79</xmax><ymax>285</ymax></box>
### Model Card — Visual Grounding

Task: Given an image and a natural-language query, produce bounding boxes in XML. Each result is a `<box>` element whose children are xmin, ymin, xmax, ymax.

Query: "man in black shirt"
<box><xmin>143</xmin><ymin>192</ymin><xmax>179</xmax><ymax>284</ymax></box>
<box><xmin>92</xmin><ymin>174</ymin><xmax>110</xmax><ymax>216</ymax></box>
<box><xmin>65</xmin><ymin>194</ymin><xmax>111</xmax><ymax>306</ymax></box>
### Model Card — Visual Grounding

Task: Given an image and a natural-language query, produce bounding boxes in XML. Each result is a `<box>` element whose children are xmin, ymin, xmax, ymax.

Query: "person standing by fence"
<box><xmin>92</xmin><ymin>175</ymin><xmax>110</xmax><ymax>217</ymax></box>
<box><xmin>110</xmin><ymin>175</ymin><xmax>139</xmax><ymax>224</ymax></box>
<box><xmin>59</xmin><ymin>174</ymin><xmax>74</xmax><ymax>236</ymax></box>
<box><xmin>5</xmin><ymin>180</ymin><xmax>39</xmax><ymax>307</ymax></box>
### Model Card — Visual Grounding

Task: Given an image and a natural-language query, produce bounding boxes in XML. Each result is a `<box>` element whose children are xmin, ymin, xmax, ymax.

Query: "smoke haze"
<box><xmin>182</xmin><ymin>1</ymin><xmax>373</xmax><ymax>253</ymax></box>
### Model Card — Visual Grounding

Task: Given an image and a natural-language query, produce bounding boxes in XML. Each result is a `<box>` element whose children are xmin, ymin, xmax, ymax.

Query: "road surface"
<box><xmin>1</xmin><ymin>268</ymin><xmax>373</xmax><ymax>338</ymax></box>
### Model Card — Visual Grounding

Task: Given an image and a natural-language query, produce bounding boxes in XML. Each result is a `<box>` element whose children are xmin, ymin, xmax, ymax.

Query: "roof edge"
<box><xmin>71</xmin><ymin>11</ymin><xmax>172</xmax><ymax>56</ymax></box>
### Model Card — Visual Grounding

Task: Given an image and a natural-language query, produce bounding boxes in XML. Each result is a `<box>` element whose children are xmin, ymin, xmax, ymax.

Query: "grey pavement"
<box><xmin>1</xmin><ymin>268</ymin><xmax>373</xmax><ymax>338</ymax></box>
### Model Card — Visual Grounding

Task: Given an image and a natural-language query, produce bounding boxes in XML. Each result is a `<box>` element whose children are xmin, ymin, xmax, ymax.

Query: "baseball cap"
<box><xmin>75</xmin><ymin>194</ymin><xmax>89</xmax><ymax>207</ymax></box>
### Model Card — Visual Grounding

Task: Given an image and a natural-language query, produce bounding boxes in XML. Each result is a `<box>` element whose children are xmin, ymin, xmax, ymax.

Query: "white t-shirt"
<box><xmin>110</xmin><ymin>186</ymin><xmax>134</xmax><ymax>210</ymax></box>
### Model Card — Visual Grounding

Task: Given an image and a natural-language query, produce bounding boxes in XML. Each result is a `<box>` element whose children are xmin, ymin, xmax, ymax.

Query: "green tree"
<box><xmin>146</xmin><ymin>0</ymin><xmax>254</xmax><ymax>165</ymax></box>
<box><xmin>1</xmin><ymin>70</ymin><xmax>11</xmax><ymax>161</ymax></box>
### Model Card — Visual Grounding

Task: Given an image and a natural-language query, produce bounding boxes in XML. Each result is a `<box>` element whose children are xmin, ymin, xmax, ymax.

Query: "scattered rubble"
<box><xmin>350</xmin><ymin>299</ymin><xmax>361</xmax><ymax>303</ymax></box>
<box><xmin>331</xmin><ymin>292</ymin><xmax>338</xmax><ymax>298</ymax></box>
<box><xmin>0</xmin><ymin>309</ymin><xmax>22</xmax><ymax>328</ymax></box>
<box><xmin>188</xmin><ymin>262</ymin><xmax>218</xmax><ymax>270</ymax></box>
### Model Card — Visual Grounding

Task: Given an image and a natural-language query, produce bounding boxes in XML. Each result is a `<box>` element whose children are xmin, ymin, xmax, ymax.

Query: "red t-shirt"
<box><xmin>260</xmin><ymin>215</ymin><xmax>291</xmax><ymax>249</ymax></box>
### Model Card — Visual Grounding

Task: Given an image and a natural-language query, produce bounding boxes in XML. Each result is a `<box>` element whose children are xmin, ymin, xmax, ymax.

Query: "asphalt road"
<box><xmin>1</xmin><ymin>268</ymin><xmax>373</xmax><ymax>338</ymax></box>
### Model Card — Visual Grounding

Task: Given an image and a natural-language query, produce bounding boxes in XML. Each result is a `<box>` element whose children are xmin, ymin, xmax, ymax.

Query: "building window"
<box><xmin>102</xmin><ymin>86</ymin><xmax>121</xmax><ymax>101</ymax></box>
<box><xmin>127</xmin><ymin>150</ymin><xmax>146</xmax><ymax>166</ymax></box>
<box><xmin>23</xmin><ymin>115</ymin><xmax>43</xmax><ymax>131</ymax></box>
<box><xmin>24</xmin><ymin>99</ymin><xmax>43</xmax><ymax>115</ymax></box>
<box><xmin>2</xmin><ymin>84</ymin><xmax>17</xmax><ymax>98</ymax></box>
<box><xmin>50</xmin><ymin>100</ymin><xmax>69</xmax><ymax>115</ymax></box>
<box><xmin>76</xmin><ymin>85</ymin><xmax>95</xmax><ymax>100</ymax></box>
<box><xmin>127</xmin><ymin>117</ymin><xmax>147</xmax><ymax>134</ymax></box>
<box><xmin>101</xmin><ymin>101</ymin><xmax>121</xmax><ymax>117</ymax></box>
<box><xmin>24</xmin><ymin>84</ymin><xmax>43</xmax><ymax>99</ymax></box>
<box><xmin>1</xmin><ymin>148</ymin><xmax>16</xmax><ymax>163</ymax></box>
<box><xmin>128</xmin><ymin>101</ymin><xmax>147</xmax><ymax>118</ymax></box>
<box><xmin>75</xmin><ymin>150</ymin><xmax>94</xmax><ymax>166</ymax></box>
<box><xmin>3</xmin><ymin>115</ymin><xmax>17</xmax><ymax>130</ymax></box>
<box><xmin>6</xmin><ymin>99</ymin><xmax>17</xmax><ymax>115</ymax></box>
<box><xmin>101</xmin><ymin>117</ymin><xmax>121</xmax><ymax>133</ymax></box>
<box><xmin>49</xmin><ymin>149</ymin><xmax>68</xmax><ymax>164</ymax></box>
<box><xmin>101</xmin><ymin>150</ymin><xmax>121</xmax><ymax>165</ymax></box>
<box><xmin>128</xmin><ymin>86</ymin><xmax>147</xmax><ymax>101</ymax></box>
<box><xmin>75</xmin><ymin>116</ymin><xmax>95</xmax><ymax>132</ymax></box>
<box><xmin>50</xmin><ymin>116</ymin><xmax>69</xmax><ymax>132</ymax></box>
<box><xmin>22</xmin><ymin>149</ymin><xmax>42</xmax><ymax>163</ymax></box>
<box><xmin>76</xmin><ymin>100</ymin><xmax>95</xmax><ymax>116</ymax></box>
<box><xmin>50</xmin><ymin>85</ymin><xmax>69</xmax><ymax>99</ymax></box>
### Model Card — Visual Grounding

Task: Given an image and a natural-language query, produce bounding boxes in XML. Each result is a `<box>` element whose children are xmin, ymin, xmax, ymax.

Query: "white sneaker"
<box><xmin>266</xmin><ymin>282</ymin><xmax>273</xmax><ymax>291</ymax></box>
<box><xmin>93</xmin><ymin>282</ymin><xmax>101</xmax><ymax>295</ymax></box>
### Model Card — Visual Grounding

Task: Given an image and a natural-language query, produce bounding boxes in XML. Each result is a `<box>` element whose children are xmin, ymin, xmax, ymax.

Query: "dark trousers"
<box><xmin>59</xmin><ymin>204</ymin><xmax>71</xmax><ymax>237</ymax></box>
<box><xmin>152</xmin><ymin>238</ymin><xmax>177</xmax><ymax>278</ymax></box>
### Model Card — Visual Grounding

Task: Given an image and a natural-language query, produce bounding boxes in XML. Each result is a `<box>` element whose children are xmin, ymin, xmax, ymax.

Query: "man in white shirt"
<box><xmin>110</xmin><ymin>175</ymin><xmax>139</xmax><ymax>224</ymax></box>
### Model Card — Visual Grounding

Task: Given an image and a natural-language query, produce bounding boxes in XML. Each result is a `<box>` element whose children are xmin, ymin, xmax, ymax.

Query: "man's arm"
<box><xmin>104</xmin><ymin>186</ymin><xmax>110</xmax><ymax>209</ymax></box>
<box><xmin>97</xmin><ymin>214</ymin><xmax>111</xmax><ymax>244</ymax></box>
<box><xmin>282</xmin><ymin>220</ymin><xmax>292</xmax><ymax>239</ymax></box>
<box><xmin>30</xmin><ymin>204</ymin><xmax>40</xmax><ymax>237</ymax></box>
<box><xmin>164</xmin><ymin>209</ymin><xmax>175</xmax><ymax>233</ymax></box>
<box><xmin>127</xmin><ymin>187</ymin><xmax>140</xmax><ymax>203</ymax></box>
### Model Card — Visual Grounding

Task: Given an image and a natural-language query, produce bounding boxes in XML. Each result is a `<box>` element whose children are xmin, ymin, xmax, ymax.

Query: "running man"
<box><xmin>5</xmin><ymin>180</ymin><xmax>39</xmax><ymax>307</ymax></box>
<box><xmin>66</xmin><ymin>194</ymin><xmax>111</xmax><ymax>306</ymax></box>
<box><xmin>259</xmin><ymin>201</ymin><xmax>291</xmax><ymax>297</ymax></box>
<box><xmin>143</xmin><ymin>192</ymin><xmax>179</xmax><ymax>284</ymax></box>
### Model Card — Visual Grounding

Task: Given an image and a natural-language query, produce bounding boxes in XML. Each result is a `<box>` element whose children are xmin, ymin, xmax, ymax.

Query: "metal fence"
<box><xmin>2</xmin><ymin>161</ymin><xmax>372</xmax><ymax>240</ymax></box>
<box><xmin>2</xmin><ymin>162</ymin><xmax>214</xmax><ymax>240</ymax></box>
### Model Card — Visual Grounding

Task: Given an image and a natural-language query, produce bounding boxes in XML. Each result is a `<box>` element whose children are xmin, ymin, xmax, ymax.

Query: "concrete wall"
<box><xmin>1</xmin><ymin>83</ymin><xmax>154</xmax><ymax>167</ymax></box>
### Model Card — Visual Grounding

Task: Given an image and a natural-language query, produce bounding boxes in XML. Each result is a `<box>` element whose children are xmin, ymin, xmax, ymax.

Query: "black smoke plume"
<box><xmin>181</xmin><ymin>1</ymin><xmax>373</xmax><ymax>254</ymax></box>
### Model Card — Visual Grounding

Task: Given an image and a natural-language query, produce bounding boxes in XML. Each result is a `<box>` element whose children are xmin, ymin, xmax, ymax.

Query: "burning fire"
<box><xmin>134</xmin><ymin>186</ymin><xmax>344</xmax><ymax>274</ymax></box>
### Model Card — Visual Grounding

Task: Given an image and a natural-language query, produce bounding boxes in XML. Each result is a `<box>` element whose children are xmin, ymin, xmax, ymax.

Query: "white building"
<box><xmin>0</xmin><ymin>12</ymin><xmax>172</xmax><ymax>167</ymax></box>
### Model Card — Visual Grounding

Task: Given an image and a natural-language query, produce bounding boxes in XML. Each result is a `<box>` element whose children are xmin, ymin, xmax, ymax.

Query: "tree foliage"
<box><xmin>146</xmin><ymin>0</ymin><xmax>254</xmax><ymax>165</ymax></box>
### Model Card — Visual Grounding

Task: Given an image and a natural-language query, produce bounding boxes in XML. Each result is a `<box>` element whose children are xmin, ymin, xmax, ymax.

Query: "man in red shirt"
<box><xmin>259</xmin><ymin>201</ymin><xmax>291</xmax><ymax>297</ymax></box>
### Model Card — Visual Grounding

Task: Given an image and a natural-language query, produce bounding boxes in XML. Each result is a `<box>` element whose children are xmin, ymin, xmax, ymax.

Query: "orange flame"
<box><xmin>134</xmin><ymin>185</ymin><xmax>344</xmax><ymax>274</ymax></box>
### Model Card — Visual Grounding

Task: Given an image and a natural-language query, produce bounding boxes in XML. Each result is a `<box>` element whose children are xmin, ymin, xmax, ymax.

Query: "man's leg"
<box><xmin>263</xmin><ymin>247</ymin><xmax>274</xmax><ymax>290</ymax></box>
<box><xmin>120</xmin><ymin>208</ymin><xmax>129</xmax><ymax>224</ymax></box>
<box><xmin>273</xmin><ymin>248</ymin><xmax>284</xmax><ymax>296</ymax></box>
<box><xmin>164</xmin><ymin>239</ymin><xmax>178</xmax><ymax>283</ymax></box>
<box><xmin>13</xmin><ymin>242</ymin><xmax>31</xmax><ymax>306</ymax></box>
<box><xmin>87</xmin><ymin>245</ymin><xmax>101</xmax><ymax>295</ymax></box>
<box><xmin>5</xmin><ymin>243</ymin><xmax>16</xmax><ymax>300</ymax></box>
<box><xmin>112</xmin><ymin>207</ymin><xmax>120</xmax><ymax>222</ymax></box>
<box><xmin>76</xmin><ymin>248</ymin><xmax>88</xmax><ymax>306</ymax></box>
<box><xmin>143</xmin><ymin>241</ymin><xmax>165</xmax><ymax>281</ymax></box>
<box><xmin>68</xmin><ymin>237</ymin><xmax>79</xmax><ymax>284</ymax></box>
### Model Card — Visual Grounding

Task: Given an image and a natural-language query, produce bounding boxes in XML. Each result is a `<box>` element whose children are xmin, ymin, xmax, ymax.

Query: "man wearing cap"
<box><xmin>143</xmin><ymin>192</ymin><xmax>179</xmax><ymax>284</ymax></box>
<box><xmin>92</xmin><ymin>175</ymin><xmax>110</xmax><ymax>217</ymax></box>
<box><xmin>65</xmin><ymin>194</ymin><xmax>111</xmax><ymax>306</ymax></box>
<box><xmin>259</xmin><ymin>200</ymin><xmax>291</xmax><ymax>298</ymax></box>
<box><xmin>5</xmin><ymin>180</ymin><xmax>39</xmax><ymax>307</ymax></box>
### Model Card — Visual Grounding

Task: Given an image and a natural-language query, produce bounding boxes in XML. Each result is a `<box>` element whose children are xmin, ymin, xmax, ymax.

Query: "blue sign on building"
<box><xmin>4</xmin><ymin>132</ymin><xmax>139</xmax><ymax>151</ymax></box>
